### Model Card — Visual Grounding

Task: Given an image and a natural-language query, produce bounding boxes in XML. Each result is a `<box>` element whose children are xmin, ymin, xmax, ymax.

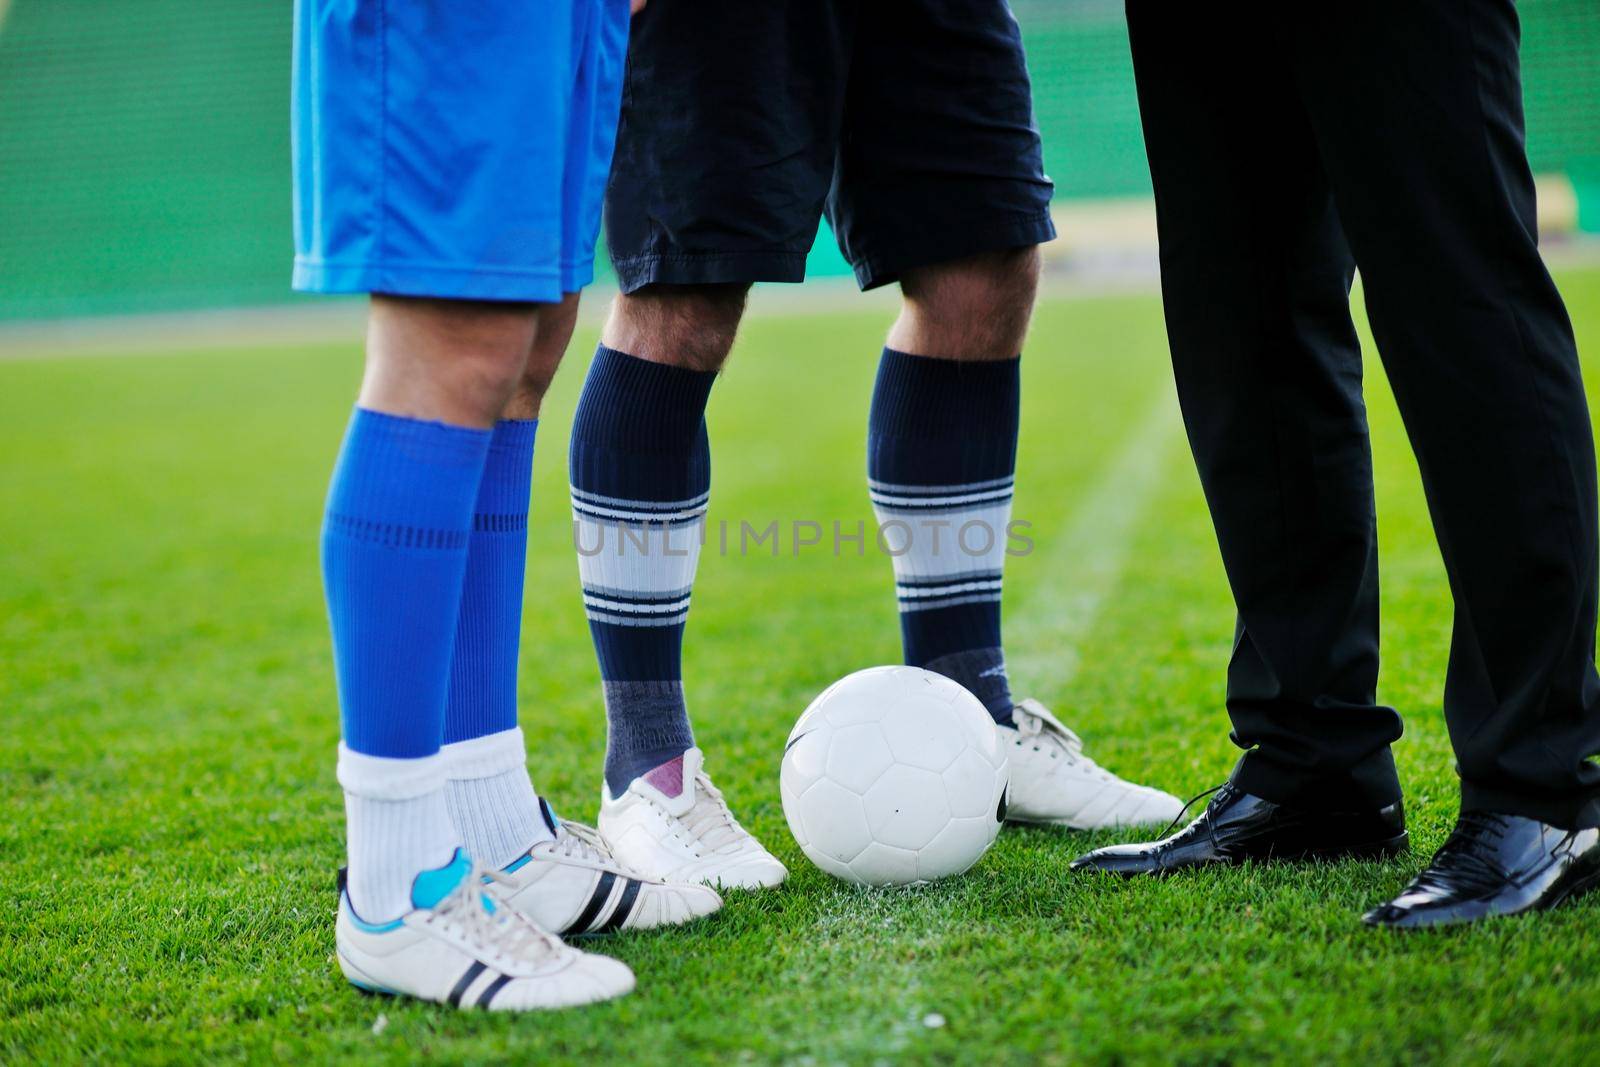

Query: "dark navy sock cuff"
<box><xmin>870</xmin><ymin>348</ymin><xmax>1019</xmax><ymax>442</ymax></box>
<box><xmin>868</xmin><ymin>349</ymin><xmax>1019</xmax><ymax>484</ymax></box>
<box><xmin>571</xmin><ymin>346</ymin><xmax>718</xmax><ymax>454</ymax></box>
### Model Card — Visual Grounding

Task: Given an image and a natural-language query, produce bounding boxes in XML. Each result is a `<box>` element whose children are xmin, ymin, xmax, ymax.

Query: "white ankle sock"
<box><xmin>441</xmin><ymin>727</ymin><xmax>553</xmax><ymax>870</ymax></box>
<box><xmin>337</xmin><ymin>746</ymin><xmax>461</xmax><ymax>923</ymax></box>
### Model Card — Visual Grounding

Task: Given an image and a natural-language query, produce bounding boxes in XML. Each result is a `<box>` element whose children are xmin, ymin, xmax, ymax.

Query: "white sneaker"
<box><xmin>335</xmin><ymin>848</ymin><xmax>635</xmax><ymax>1011</ymax></box>
<box><xmin>496</xmin><ymin>799</ymin><xmax>724</xmax><ymax>935</ymax></box>
<box><xmin>1002</xmin><ymin>699</ymin><xmax>1184</xmax><ymax>830</ymax></box>
<box><xmin>598</xmin><ymin>747</ymin><xmax>788</xmax><ymax>891</ymax></box>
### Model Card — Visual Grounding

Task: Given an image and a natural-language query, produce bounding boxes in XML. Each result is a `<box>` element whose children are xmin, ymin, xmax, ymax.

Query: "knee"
<box><xmin>366</xmin><ymin>296</ymin><xmax>540</xmax><ymax>424</ymax></box>
<box><xmin>894</xmin><ymin>246</ymin><xmax>1041</xmax><ymax>359</ymax></box>
<box><xmin>510</xmin><ymin>293</ymin><xmax>582</xmax><ymax>417</ymax></box>
<box><xmin>602</xmin><ymin>283</ymin><xmax>751</xmax><ymax>372</ymax></box>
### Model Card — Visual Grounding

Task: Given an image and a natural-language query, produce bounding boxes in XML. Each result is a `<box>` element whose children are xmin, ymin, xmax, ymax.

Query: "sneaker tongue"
<box><xmin>634</xmin><ymin>749</ymin><xmax>702</xmax><ymax>816</ymax></box>
<box><xmin>410</xmin><ymin>848</ymin><xmax>472</xmax><ymax>911</ymax></box>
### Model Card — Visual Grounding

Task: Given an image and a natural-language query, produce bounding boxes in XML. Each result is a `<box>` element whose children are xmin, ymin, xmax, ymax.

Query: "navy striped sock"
<box><xmin>868</xmin><ymin>348</ymin><xmax>1020</xmax><ymax>726</ymax></box>
<box><xmin>570</xmin><ymin>346</ymin><xmax>716</xmax><ymax>796</ymax></box>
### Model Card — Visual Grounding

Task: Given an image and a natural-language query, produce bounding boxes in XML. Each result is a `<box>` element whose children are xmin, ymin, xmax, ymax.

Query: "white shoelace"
<box><xmin>542</xmin><ymin>820</ymin><xmax>652</xmax><ymax>878</ymax></box>
<box><xmin>1013</xmin><ymin>701</ymin><xmax>1116</xmax><ymax>782</ymax></box>
<box><xmin>680</xmin><ymin>773</ymin><xmax>749</xmax><ymax>854</ymax></box>
<box><xmin>429</xmin><ymin>865</ymin><xmax>563</xmax><ymax>967</ymax></box>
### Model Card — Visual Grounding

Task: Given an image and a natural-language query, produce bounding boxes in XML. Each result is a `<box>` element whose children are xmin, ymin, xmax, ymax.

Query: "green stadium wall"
<box><xmin>1</xmin><ymin>0</ymin><xmax>1596</xmax><ymax>320</ymax></box>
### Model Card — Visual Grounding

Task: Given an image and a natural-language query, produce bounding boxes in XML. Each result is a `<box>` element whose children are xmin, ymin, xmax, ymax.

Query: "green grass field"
<box><xmin>5</xmin><ymin>270</ymin><xmax>1600</xmax><ymax>1065</ymax></box>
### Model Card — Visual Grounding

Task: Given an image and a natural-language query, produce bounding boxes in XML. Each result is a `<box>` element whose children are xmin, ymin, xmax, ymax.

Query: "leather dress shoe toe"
<box><xmin>1071</xmin><ymin>783</ymin><xmax>1408</xmax><ymax>876</ymax></box>
<box><xmin>1364</xmin><ymin>812</ymin><xmax>1600</xmax><ymax>929</ymax></box>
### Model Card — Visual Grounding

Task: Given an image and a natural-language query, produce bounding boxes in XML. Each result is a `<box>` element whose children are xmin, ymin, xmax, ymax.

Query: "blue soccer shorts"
<box><xmin>291</xmin><ymin>0</ymin><xmax>629</xmax><ymax>302</ymax></box>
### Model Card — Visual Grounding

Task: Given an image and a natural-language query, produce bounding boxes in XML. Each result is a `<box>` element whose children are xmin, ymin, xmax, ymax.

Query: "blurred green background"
<box><xmin>1</xmin><ymin>0</ymin><xmax>1598</xmax><ymax>320</ymax></box>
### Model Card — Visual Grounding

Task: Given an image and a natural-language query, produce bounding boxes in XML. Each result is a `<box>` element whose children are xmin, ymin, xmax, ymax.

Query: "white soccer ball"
<box><xmin>780</xmin><ymin>666</ymin><xmax>1009</xmax><ymax>886</ymax></box>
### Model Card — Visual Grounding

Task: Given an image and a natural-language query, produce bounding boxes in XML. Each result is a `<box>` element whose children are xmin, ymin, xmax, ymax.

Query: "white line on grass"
<box><xmin>778</xmin><ymin>389</ymin><xmax>1182</xmax><ymax>1059</ymax></box>
<box><xmin>1007</xmin><ymin>385</ymin><xmax>1183</xmax><ymax>697</ymax></box>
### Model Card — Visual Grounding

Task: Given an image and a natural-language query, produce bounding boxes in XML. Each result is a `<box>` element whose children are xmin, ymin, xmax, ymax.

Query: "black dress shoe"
<box><xmin>1069</xmin><ymin>783</ymin><xmax>1408</xmax><ymax>876</ymax></box>
<box><xmin>1363</xmin><ymin>812</ymin><xmax>1600</xmax><ymax>929</ymax></box>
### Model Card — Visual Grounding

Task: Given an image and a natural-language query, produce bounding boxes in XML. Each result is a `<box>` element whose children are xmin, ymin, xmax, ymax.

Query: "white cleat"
<box><xmin>599</xmin><ymin>747</ymin><xmax>788</xmax><ymax>891</ymax></box>
<box><xmin>1002</xmin><ymin>699</ymin><xmax>1185</xmax><ymax>830</ymax></box>
<box><xmin>496</xmin><ymin>799</ymin><xmax>724</xmax><ymax>935</ymax></box>
<box><xmin>335</xmin><ymin>849</ymin><xmax>635</xmax><ymax>1011</ymax></box>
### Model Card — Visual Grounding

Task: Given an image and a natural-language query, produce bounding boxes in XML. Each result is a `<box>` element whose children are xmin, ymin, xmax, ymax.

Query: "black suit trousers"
<box><xmin>1126</xmin><ymin>0</ymin><xmax>1600</xmax><ymax>827</ymax></box>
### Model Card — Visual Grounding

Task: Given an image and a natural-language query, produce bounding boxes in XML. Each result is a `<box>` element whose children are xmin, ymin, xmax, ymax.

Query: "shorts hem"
<box><xmin>292</xmin><ymin>258</ymin><xmax>566</xmax><ymax>303</ymax></box>
<box><xmin>560</xmin><ymin>258</ymin><xmax>596</xmax><ymax>294</ymax></box>
<box><xmin>850</xmin><ymin>209</ymin><xmax>1058</xmax><ymax>291</ymax></box>
<box><xmin>610</xmin><ymin>250</ymin><xmax>809</xmax><ymax>294</ymax></box>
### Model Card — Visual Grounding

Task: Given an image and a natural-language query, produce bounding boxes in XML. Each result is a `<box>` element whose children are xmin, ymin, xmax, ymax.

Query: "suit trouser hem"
<box><xmin>1228</xmin><ymin>748</ymin><xmax>1403</xmax><ymax>813</ymax></box>
<box><xmin>1460</xmin><ymin>780</ymin><xmax>1600</xmax><ymax>831</ymax></box>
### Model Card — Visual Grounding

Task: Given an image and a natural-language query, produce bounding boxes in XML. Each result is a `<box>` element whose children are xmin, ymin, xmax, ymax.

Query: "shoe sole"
<box><xmin>340</xmin><ymin>949</ymin><xmax>634</xmax><ymax>1009</ymax></box>
<box><xmin>1300</xmin><ymin>831</ymin><xmax>1411</xmax><ymax>863</ymax></box>
<box><xmin>338</xmin><ymin>951</ymin><xmax>402</xmax><ymax>998</ymax></box>
<box><xmin>1079</xmin><ymin>831</ymin><xmax>1411</xmax><ymax>877</ymax></box>
<box><xmin>1008</xmin><ymin>814</ymin><xmax>1180</xmax><ymax>831</ymax></box>
<box><xmin>702</xmin><ymin>870</ymin><xmax>787</xmax><ymax>892</ymax></box>
<box><xmin>1372</xmin><ymin>848</ymin><xmax>1600</xmax><ymax>930</ymax></box>
<box><xmin>1541</xmin><ymin>858</ymin><xmax>1600</xmax><ymax>913</ymax></box>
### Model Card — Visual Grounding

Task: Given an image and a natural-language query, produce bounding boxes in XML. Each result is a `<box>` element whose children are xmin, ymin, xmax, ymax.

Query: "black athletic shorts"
<box><xmin>604</xmin><ymin>0</ymin><xmax>1056</xmax><ymax>293</ymax></box>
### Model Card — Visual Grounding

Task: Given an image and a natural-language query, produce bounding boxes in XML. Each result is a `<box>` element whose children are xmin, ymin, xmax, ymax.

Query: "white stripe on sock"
<box><xmin>575</xmin><ymin>513</ymin><xmax>705</xmax><ymax>619</ymax></box>
<box><xmin>874</xmin><ymin>499</ymin><xmax>1013</xmax><ymax>603</ymax></box>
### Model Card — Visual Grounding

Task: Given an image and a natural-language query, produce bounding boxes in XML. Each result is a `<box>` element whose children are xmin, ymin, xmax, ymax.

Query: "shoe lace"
<box><xmin>547</xmin><ymin>820</ymin><xmax>612</xmax><ymax>863</ymax></box>
<box><xmin>430</xmin><ymin>864</ymin><xmax>563</xmax><ymax>966</ymax></box>
<box><xmin>679</xmin><ymin>772</ymin><xmax>749</xmax><ymax>854</ymax></box>
<box><xmin>1416</xmin><ymin>812</ymin><xmax>1511</xmax><ymax>894</ymax></box>
<box><xmin>1154</xmin><ymin>782</ymin><xmax>1229</xmax><ymax>840</ymax></box>
<box><xmin>544</xmin><ymin>820</ymin><xmax>650</xmax><ymax>877</ymax></box>
<box><xmin>1013</xmin><ymin>700</ymin><xmax>1114</xmax><ymax>780</ymax></box>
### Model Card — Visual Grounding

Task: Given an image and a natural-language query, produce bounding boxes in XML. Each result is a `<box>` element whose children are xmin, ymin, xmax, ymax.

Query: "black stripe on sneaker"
<box><xmin>597</xmin><ymin>878</ymin><xmax>643</xmax><ymax>934</ymax></box>
<box><xmin>447</xmin><ymin>961</ymin><xmax>487</xmax><ymax>1008</ymax></box>
<box><xmin>563</xmin><ymin>871</ymin><xmax>616</xmax><ymax>935</ymax></box>
<box><xmin>477</xmin><ymin>972</ymin><xmax>514</xmax><ymax>1008</ymax></box>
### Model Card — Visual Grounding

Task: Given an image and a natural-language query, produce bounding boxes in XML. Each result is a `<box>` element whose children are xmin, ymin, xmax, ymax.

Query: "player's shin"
<box><xmin>868</xmin><ymin>347</ymin><xmax>1020</xmax><ymax>725</ymax></box>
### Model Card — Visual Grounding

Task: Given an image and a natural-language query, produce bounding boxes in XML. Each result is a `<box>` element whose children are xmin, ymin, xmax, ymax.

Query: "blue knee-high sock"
<box><xmin>439</xmin><ymin>420</ymin><xmax>553</xmax><ymax>868</ymax></box>
<box><xmin>445</xmin><ymin>419</ymin><xmax>537</xmax><ymax>745</ymax></box>
<box><xmin>868</xmin><ymin>348</ymin><xmax>1020</xmax><ymax>725</ymax></box>
<box><xmin>323</xmin><ymin>408</ymin><xmax>492</xmax><ymax>757</ymax></box>
<box><xmin>570</xmin><ymin>345</ymin><xmax>716</xmax><ymax>797</ymax></box>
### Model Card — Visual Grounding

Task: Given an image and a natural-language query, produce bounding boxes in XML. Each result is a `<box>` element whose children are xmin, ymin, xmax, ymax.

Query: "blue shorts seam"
<box><xmin>375</xmin><ymin>0</ymin><xmax>389</xmax><ymax>267</ymax></box>
<box><xmin>295</xmin><ymin>257</ymin><xmax>562</xmax><ymax>279</ymax></box>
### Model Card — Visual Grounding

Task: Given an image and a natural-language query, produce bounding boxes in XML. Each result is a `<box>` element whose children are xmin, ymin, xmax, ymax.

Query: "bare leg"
<box><xmin>505</xmin><ymin>292</ymin><xmax>582</xmax><ymax>421</ymax></box>
<box><xmin>360</xmin><ymin>295</ymin><xmax>542</xmax><ymax>427</ymax></box>
<box><xmin>601</xmin><ymin>283</ymin><xmax>751</xmax><ymax>371</ymax></box>
<box><xmin>888</xmin><ymin>246</ymin><xmax>1041</xmax><ymax>362</ymax></box>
